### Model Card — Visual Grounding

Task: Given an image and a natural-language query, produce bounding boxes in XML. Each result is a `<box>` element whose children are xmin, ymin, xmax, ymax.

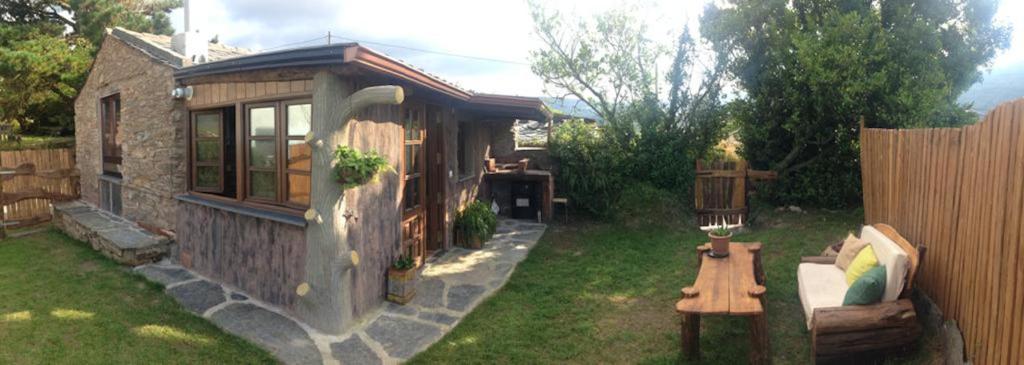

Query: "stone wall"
<box><xmin>74</xmin><ymin>34</ymin><xmax>187</xmax><ymax>231</ymax></box>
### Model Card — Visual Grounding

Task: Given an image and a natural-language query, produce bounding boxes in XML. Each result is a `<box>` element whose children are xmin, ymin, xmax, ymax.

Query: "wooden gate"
<box><xmin>694</xmin><ymin>160</ymin><xmax>775</xmax><ymax>227</ymax></box>
<box><xmin>0</xmin><ymin>148</ymin><xmax>79</xmax><ymax>236</ymax></box>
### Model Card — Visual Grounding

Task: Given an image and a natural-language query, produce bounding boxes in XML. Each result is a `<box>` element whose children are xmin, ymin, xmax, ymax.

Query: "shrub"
<box><xmin>332</xmin><ymin>146</ymin><xmax>392</xmax><ymax>190</ymax></box>
<box><xmin>549</xmin><ymin>120</ymin><xmax>626</xmax><ymax>217</ymax></box>
<box><xmin>455</xmin><ymin>201</ymin><xmax>497</xmax><ymax>243</ymax></box>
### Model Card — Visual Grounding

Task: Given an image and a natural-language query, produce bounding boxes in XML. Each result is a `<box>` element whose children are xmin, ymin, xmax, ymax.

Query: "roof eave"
<box><xmin>343</xmin><ymin>46</ymin><xmax>473</xmax><ymax>101</ymax></box>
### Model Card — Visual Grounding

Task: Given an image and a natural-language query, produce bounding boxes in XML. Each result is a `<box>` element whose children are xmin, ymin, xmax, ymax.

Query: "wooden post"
<box><xmin>750</xmin><ymin>313</ymin><xmax>770</xmax><ymax>365</ymax></box>
<box><xmin>681</xmin><ymin>313</ymin><xmax>700</xmax><ymax>360</ymax></box>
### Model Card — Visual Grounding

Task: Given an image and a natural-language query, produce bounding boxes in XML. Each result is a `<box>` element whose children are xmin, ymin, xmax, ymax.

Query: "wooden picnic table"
<box><xmin>676</xmin><ymin>242</ymin><xmax>769</xmax><ymax>364</ymax></box>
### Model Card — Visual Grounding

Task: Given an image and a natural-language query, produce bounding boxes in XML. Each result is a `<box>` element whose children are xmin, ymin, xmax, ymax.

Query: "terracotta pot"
<box><xmin>387</xmin><ymin>267</ymin><xmax>417</xmax><ymax>304</ymax></box>
<box><xmin>456</xmin><ymin>229</ymin><xmax>484</xmax><ymax>250</ymax></box>
<box><xmin>485</xmin><ymin>158</ymin><xmax>497</xmax><ymax>172</ymax></box>
<box><xmin>708</xmin><ymin>231</ymin><xmax>732</xmax><ymax>257</ymax></box>
<box><xmin>517</xmin><ymin>159</ymin><xmax>529</xmax><ymax>172</ymax></box>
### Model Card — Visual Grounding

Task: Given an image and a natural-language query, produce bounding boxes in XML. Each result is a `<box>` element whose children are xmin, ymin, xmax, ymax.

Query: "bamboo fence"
<box><xmin>860</xmin><ymin>98</ymin><xmax>1024</xmax><ymax>364</ymax></box>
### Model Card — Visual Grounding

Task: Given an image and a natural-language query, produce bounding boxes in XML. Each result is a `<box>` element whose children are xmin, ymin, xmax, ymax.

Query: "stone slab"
<box><xmin>331</xmin><ymin>335</ymin><xmax>382</xmax><ymax>365</ymax></box>
<box><xmin>136</xmin><ymin>265</ymin><xmax>194</xmax><ymax>286</ymax></box>
<box><xmin>211</xmin><ymin>303</ymin><xmax>322</xmax><ymax>365</ymax></box>
<box><xmin>411</xmin><ymin>278</ymin><xmax>445</xmax><ymax>309</ymax></box>
<box><xmin>167</xmin><ymin>280</ymin><xmax>226</xmax><ymax>314</ymax></box>
<box><xmin>98</xmin><ymin>228</ymin><xmax>164</xmax><ymax>250</ymax></box>
<box><xmin>73</xmin><ymin>212</ymin><xmax>122</xmax><ymax>231</ymax></box>
<box><xmin>364</xmin><ymin>315</ymin><xmax>442</xmax><ymax>360</ymax></box>
<box><xmin>446</xmin><ymin>284</ymin><xmax>486</xmax><ymax>312</ymax></box>
<box><xmin>384</xmin><ymin>302</ymin><xmax>418</xmax><ymax>317</ymax></box>
<box><xmin>418</xmin><ymin>311</ymin><xmax>459</xmax><ymax>326</ymax></box>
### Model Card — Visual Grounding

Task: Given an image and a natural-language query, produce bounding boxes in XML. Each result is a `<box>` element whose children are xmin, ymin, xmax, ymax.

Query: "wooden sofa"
<box><xmin>798</xmin><ymin>224</ymin><xmax>925</xmax><ymax>363</ymax></box>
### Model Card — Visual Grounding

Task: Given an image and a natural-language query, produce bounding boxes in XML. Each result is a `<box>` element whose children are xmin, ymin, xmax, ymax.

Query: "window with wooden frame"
<box><xmin>192</xmin><ymin>111</ymin><xmax>224</xmax><ymax>192</ymax></box>
<box><xmin>188</xmin><ymin>98</ymin><xmax>311</xmax><ymax>211</ymax></box>
<box><xmin>457</xmin><ymin>122</ymin><xmax>470</xmax><ymax>179</ymax></box>
<box><xmin>243</xmin><ymin>100</ymin><xmax>312</xmax><ymax>207</ymax></box>
<box><xmin>403</xmin><ymin>106</ymin><xmax>425</xmax><ymax>212</ymax></box>
<box><xmin>100</xmin><ymin>94</ymin><xmax>122</xmax><ymax>176</ymax></box>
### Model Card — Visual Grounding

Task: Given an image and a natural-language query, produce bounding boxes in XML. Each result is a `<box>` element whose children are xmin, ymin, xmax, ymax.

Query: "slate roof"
<box><xmin>110</xmin><ymin>27</ymin><xmax>251</xmax><ymax>69</ymax></box>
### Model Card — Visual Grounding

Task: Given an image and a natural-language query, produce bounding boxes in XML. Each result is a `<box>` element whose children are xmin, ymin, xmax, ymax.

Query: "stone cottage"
<box><xmin>61</xmin><ymin>26</ymin><xmax>555</xmax><ymax>336</ymax></box>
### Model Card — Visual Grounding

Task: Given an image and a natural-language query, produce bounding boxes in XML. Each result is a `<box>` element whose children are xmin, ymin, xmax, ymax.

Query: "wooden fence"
<box><xmin>694</xmin><ymin>160</ymin><xmax>776</xmax><ymax>227</ymax></box>
<box><xmin>0</xmin><ymin>148</ymin><xmax>78</xmax><ymax>233</ymax></box>
<box><xmin>860</xmin><ymin>98</ymin><xmax>1024</xmax><ymax>364</ymax></box>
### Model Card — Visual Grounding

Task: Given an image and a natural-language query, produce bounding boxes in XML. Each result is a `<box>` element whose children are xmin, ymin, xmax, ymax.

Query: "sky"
<box><xmin>170</xmin><ymin>0</ymin><xmax>1024</xmax><ymax>98</ymax></box>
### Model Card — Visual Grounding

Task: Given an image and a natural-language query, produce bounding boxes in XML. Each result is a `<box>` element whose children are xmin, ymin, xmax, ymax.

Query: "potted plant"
<box><xmin>333</xmin><ymin>145</ymin><xmax>392</xmax><ymax>189</ymax></box>
<box><xmin>387</xmin><ymin>254</ymin><xmax>417</xmax><ymax>304</ymax></box>
<box><xmin>708</xmin><ymin>223</ymin><xmax>732</xmax><ymax>258</ymax></box>
<box><xmin>455</xmin><ymin>201</ymin><xmax>497</xmax><ymax>249</ymax></box>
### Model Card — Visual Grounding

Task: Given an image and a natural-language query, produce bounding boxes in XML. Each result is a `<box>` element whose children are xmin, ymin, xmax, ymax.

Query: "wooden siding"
<box><xmin>345</xmin><ymin>104</ymin><xmax>404</xmax><ymax>318</ymax></box>
<box><xmin>186</xmin><ymin>80</ymin><xmax>314</xmax><ymax>109</ymax></box>
<box><xmin>449</xmin><ymin>120</ymin><xmax>492</xmax><ymax>215</ymax></box>
<box><xmin>860</xmin><ymin>98</ymin><xmax>1024</xmax><ymax>364</ymax></box>
<box><xmin>176</xmin><ymin>201</ymin><xmax>307</xmax><ymax>313</ymax></box>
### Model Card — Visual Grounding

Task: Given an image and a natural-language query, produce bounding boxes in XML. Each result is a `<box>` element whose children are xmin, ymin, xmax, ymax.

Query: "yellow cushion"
<box><xmin>845</xmin><ymin>245</ymin><xmax>878</xmax><ymax>285</ymax></box>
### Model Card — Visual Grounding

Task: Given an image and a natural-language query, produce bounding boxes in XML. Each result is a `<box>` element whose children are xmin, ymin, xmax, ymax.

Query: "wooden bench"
<box><xmin>676</xmin><ymin>242</ymin><xmax>769</xmax><ymax>364</ymax></box>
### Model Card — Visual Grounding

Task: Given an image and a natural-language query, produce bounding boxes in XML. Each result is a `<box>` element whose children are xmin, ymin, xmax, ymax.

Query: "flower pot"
<box><xmin>485</xmin><ymin>158</ymin><xmax>497</xmax><ymax>172</ymax></box>
<box><xmin>336</xmin><ymin>168</ymin><xmax>369</xmax><ymax>187</ymax></box>
<box><xmin>387</xmin><ymin>267</ymin><xmax>417</xmax><ymax>304</ymax></box>
<box><xmin>517</xmin><ymin>158</ymin><xmax>529</xmax><ymax>172</ymax></box>
<box><xmin>708</xmin><ymin>231</ymin><xmax>732</xmax><ymax>258</ymax></box>
<box><xmin>456</xmin><ymin>229</ymin><xmax>485</xmax><ymax>250</ymax></box>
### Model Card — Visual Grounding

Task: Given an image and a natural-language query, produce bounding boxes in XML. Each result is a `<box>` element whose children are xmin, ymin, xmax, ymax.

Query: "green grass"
<box><xmin>412</xmin><ymin>209</ymin><xmax>939</xmax><ymax>364</ymax></box>
<box><xmin>0</xmin><ymin>229</ymin><xmax>275</xmax><ymax>365</ymax></box>
<box><xmin>0</xmin><ymin>135</ymin><xmax>74</xmax><ymax>151</ymax></box>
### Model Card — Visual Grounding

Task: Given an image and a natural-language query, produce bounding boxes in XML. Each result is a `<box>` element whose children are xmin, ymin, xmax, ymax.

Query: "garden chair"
<box><xmin>797</xmin><ymin>223</ymin><xmax>925</xmax><ymax>363</ymax></box>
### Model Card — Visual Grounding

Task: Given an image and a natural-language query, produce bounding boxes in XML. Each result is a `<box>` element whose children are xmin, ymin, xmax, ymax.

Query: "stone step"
<box><xmin>53</xmin><ymin>200</ymin><xmax>172</xmax><ymax>265</ymax></box>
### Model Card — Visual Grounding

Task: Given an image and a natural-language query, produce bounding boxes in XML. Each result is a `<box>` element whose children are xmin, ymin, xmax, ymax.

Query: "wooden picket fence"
<box><xmin>694</xmin><ymin>160</ymin><xmax>776</xmax><ymax>227</ymax></box>
<box><xmin>860</xmin><ymin>98</ymin><xmax>1024</xmax><ymax>364</ymax></box>
<box><xmin>0</xmin><ymin>148</ymin><xmax>78</xmax><ymax>235</ymax></box>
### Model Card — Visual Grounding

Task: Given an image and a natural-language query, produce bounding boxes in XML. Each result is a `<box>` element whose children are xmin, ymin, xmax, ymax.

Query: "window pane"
<box><xmin>287</xmin><ymin>174</ymin><xmax>311</xmax><ymax>205</ymax></box>
<box><xmin>250</xmin><ymin>171</ymin><xmax>277</xmax><ymax>199</ymax></box>
<box><xmin>196</xmin><ymin>166</ymin><xmax>220</xmax><ymax>188</ymax></box>
<box><xmin>404</xmin><ymin>109</ymin><xmax>421</xmax><ymax>141</ymax></box>
<box><xmin>404</xmin><ymin>144</ymin><xmax>419</xmax><ymax>176</ymax></box>
<box><xmin>196</xmin><ymin>140</ymin><xmax>220</xmax><ymax>162</ymax></box>
<box><xmin>196</xmin><ymin>114</ymin><xmax>221</xmax><ymax>138</ymax></box>
<box><xmin>404</xmin><ymin>177</ymin><xmax>420</xmax><ymax>210</ymax></box>
<box><xmin>249</xmin><ymin>107</ymin><xmax>276</xmax><ymax>136</ymax></box>
<box><xmin>250</xmin><ymin>140</ymin><xmax>276</xmax><ymax>168</ymax></box>
<box><xmin>287</xmin><ymin>140</ymin><xmax>311</xmax><ymax>171</ymax></box>
<box><xmin>287</xmin><ymin>104</ymin><xmax>311</xmax><ymax>136</ymax></box>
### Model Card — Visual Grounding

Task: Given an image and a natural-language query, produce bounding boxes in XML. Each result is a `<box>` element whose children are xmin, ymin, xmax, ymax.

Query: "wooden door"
<box><xmin>424</xmin><ymin>105</ymin><xmax>447</xmax><ymax>254</ymax></box>
<box><xmin>401</xmin><ymin>103</ymin><xmax>427</xmax><ymax>266</ymax></box>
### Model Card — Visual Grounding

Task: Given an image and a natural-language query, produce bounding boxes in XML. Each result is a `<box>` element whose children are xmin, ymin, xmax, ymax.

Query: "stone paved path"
<box><xmin>134</xmin><ymin>219</ymin><xmax>546</xmax><ymax>364</ymax></box>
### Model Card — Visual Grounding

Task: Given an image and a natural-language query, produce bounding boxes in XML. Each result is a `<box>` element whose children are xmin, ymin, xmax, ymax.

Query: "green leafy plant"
<box><xmin>392</xmin><ymin>254</ymin><xmax>415</xmax><ymax>271</ymax></box>
<box><xmin>710</xmin><ymin>224</ymin><xmax>731</xmax><ymax>237</ymax></box>
<box><xmin>332</xmin><ymin>145</ymin><xmax>392</xmax><ymax>190</ymax></box>
<box><xmin>455</xmin><ymin>201</ymin><xmax>497</xmax><ymax>244</ymax></box>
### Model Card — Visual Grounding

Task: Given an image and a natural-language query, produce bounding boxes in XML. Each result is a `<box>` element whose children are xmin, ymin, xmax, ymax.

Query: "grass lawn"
<box><xmin>0</xmin><ymin>229</ymin><xmax>275</xmax><ymax>364</ymax></box>
<box><xmin>412</xmin><ymin>209</ymin><xmax>939</xmax><ymax>364</ymax></box>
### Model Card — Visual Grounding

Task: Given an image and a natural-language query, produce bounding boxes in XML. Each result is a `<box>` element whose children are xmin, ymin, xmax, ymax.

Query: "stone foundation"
<box><xmin>53</xmin><ymin>201</ymin><xmax>173</xmax><ymax>265</ymax></box>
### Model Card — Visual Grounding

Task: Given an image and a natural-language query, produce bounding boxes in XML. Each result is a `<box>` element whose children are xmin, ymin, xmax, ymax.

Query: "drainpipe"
<box><xmin>296</xmin><ymin>71</ymin><xmax>404</xmax><ymax>335</ymax></box>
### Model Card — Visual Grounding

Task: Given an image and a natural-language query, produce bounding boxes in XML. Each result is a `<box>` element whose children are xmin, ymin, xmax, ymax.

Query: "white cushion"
<box><xmin>859</xmin><ymin>226</ymin><xmax>909</xmax><ymax>302</ymax></box>
<box><xmin>797</xmin><ymin>263</ymin><xmax>848</xmax><ymax>329</ymax></box>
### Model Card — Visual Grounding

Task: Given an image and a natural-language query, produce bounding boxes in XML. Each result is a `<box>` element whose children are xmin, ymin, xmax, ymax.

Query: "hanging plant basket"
<box><xmin>333</xmin><ymin>146</ymin><xmax>393</xmax><ymax>190</ymax></box>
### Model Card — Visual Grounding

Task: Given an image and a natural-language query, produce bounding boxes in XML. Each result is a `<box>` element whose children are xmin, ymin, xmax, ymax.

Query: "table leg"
<box><xmin>681</xmin><ymin>313</ymin><xmax>700</xmax><ymax>360</ymax></box>
<box><xmin>749</xmin><ymin>313</ymin><xmax>770</xmax><ymax>365</ymax></box>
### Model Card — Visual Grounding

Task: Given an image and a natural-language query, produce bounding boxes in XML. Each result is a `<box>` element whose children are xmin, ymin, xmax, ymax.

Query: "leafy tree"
<box><xmin>702</xmin><ymin>0</ymin><xmax>1009</xmax><ymax>207</ymax></box>
<box><xmin>529</xmin><ymin>2</ymin><xmax>727</xmax><ymax>214</ymax></box>
<box><xmin>0</xmin><ymin>0</ymin><xmax>180</xmax><ymax>134</ymax></box>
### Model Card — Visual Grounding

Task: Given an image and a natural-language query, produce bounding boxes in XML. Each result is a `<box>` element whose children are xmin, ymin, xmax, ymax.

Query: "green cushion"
<box><xmin>843</xmin><ymin>265</ymin><xmax>887</xmax><ymax>306</ymax></box>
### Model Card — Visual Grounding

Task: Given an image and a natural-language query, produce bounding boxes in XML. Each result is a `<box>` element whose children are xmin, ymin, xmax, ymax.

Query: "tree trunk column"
<box><xmin>297</xmin><ymin>71</ymin><xmax>355</xmax><ymax>335</ymax></box>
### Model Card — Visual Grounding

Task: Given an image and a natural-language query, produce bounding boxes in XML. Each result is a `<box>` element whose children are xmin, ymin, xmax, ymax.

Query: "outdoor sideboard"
<box><xmin>676</xmin><ymin>242</ymin><xmax>769</xmax><ymax>364</ymax></box>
